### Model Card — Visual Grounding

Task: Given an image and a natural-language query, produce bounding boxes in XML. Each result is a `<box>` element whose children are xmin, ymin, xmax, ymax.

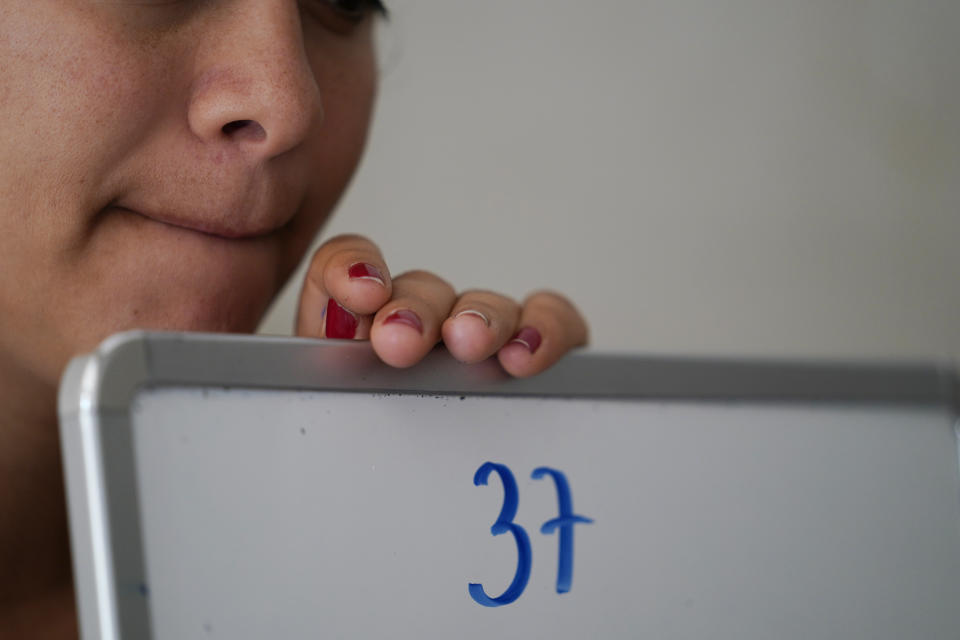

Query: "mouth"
<box><xmin>113</xmin><ymin>204</ymin><xmax>289</xmax><ymax>241</ymax></box>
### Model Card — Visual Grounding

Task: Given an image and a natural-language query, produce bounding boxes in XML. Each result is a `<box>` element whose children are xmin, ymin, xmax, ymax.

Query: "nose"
<box><xmin>186</xmin><ymin>2</ymin><xmax>323</xmax><ymax>161</ymax></box>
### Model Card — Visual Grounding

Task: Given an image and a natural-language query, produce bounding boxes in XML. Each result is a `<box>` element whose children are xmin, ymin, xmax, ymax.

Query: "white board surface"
<box><xmin>128</xmin><ymin>389</ymin><xmax>960</xmax><ymax>639</ymax></box>
<box><xmin>57</xmin><ymin>333</ymin><xmax>960</xmax><ymax>640</ymax></box>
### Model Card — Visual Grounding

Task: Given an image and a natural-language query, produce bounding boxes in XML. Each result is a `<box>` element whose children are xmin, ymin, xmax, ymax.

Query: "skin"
<box><xmin>0</xmin><ymin>1</ymin><xmax>588</xmax><ymax>637</ymax></box>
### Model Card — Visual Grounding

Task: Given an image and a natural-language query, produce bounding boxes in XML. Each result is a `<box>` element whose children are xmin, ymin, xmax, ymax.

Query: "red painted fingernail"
<box><xmin>325</xmin><ymin>299</ymin><xmax>358</xmax><ymax>339</ymax></box>
<box><xmin>348</xmin><ymin>262</ymin><xmax>385</xmax><ymax>286</ymax></box>
<box><xmin>509</xmin><ymin>327</ymin><xmax>542</xmax><ymax>354</ymax></box>
<box><xmin>383</xmin><ymin>309</ymin><xmax>423</xmax><ymax>334</ymax></box>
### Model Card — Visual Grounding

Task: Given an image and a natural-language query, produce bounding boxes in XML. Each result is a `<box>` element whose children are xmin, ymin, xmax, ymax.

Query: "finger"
<box><xmin>497</xmin><ymin>290</ymin><xmax>589</xmax><ymax>378</ymax></box>
<box><xmin>318</xmin><ymin>299</ymin><xmax>375</xmax><ymax>341</ymax></box>
<box><xmin>295</xmin><ymin>234</ymin><xmax>391</xmax><ymax>338</ymax></box>
<box><xmin>370</xmin><ymin>270</ymin><xmax>457</xmax><ymax>368</ymax></box>
<box><xmin>441</xmin><ymin>290</ymin><xmax>521</xmax><ymax>364</ymax></box>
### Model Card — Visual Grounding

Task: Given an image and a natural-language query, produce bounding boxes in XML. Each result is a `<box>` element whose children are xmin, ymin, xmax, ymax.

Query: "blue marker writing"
<box><xmin>532</xmin><ymin>467</ymin><xmax>593</xmax><ymax>594</ymax></box>
<box><xmin>469</xmin><ymin>462</ymin><xmax>533</xmax><ymax>607</ymax></box>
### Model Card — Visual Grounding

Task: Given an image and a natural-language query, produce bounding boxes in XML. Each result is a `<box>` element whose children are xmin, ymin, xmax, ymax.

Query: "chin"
<box><xmin>130</xmin><ymin>284</ymin><xmax>277</xmax><ymax>336</ymax></box>
<box><xmin>44</xmin><ymin>213</ymin><xmax>302</xmax><ymax>382</ymax></box>
<box><xmin>68</xmin><ymin>278</ymin><xmax>278</xmax><ymax>362</ymax></box>
<box><xmin>119</xmin><ymin>240</ymin><xmax>286</xmax><ymax>330</ymax></box>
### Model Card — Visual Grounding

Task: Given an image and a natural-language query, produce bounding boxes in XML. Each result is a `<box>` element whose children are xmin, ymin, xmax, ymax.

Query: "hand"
<box><xmin>295</xmin><ymin>234</ymin><xmax>588</xmax><ymax>377</ymax></box>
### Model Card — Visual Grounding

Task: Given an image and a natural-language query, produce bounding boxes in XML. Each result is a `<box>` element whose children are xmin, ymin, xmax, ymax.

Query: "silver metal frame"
<box><xmin>58</xmin><ymin>330</ymin><xmax>960</xmax><ymax>640</ymax></box>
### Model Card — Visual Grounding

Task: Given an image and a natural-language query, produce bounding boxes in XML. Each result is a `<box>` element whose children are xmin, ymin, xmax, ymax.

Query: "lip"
<box><xmin>114</xmin><ymin>204</ymin><xmax>287</xmax><ymax>240</ymax></box>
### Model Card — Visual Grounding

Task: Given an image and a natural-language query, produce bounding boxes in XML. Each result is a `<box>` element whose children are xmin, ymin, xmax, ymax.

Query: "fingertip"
<box><xmin>371</xmin><ymin>309</ymin><xmax>427</xmax><ymax>368</ymax></box>
<box><xmin>326</xmin><ymin>258</ymin><xmax>392</xmax><ymax>315</ymax></box>
<box><xmin>371</xmin><ymin>330</ymin><xmax>421</xmax><ymax>368</ymax></box>
<box><xmin>497</xmin><ymin>327</ymin><xmax>547</xmax><ymax>378</ymax></box>
<box><xmin>442</xmin><ymin>312</ymin><xmax>497</xmax><ymax>363</ymax></box>
<box><xmin>497</xmin><ymin>342</ymin><xmax>538</xmax><ymax>378</ymax></box>
<box><xmin>369</xmin><ymin>270</ymin><xmax>458</xmax><ymax>368</ymax></box>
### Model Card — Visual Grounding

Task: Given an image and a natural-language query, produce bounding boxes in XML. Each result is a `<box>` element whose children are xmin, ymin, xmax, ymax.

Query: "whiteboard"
<box><xmin>58</xmin><ymin>332</ymin><xmax>960</xmax><ymax>640</ymax></box>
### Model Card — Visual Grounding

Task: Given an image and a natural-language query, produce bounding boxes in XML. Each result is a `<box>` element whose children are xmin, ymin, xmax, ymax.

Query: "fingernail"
<box><xmin>509</xmin><ymin>327</ymin><xmax>542</xmax><ymax>354</ymax></box>
<box><xmin>348</xmin><ymin>262</ymin><xmax>386</xmax><ymax>286</ymax></box>
<box><xmin>325</xmin><ymin>299</ymin><xmax>358</xmax><ymax>339</ymax></box>
<box><xmin>454</xmin><ymin>309</ymin><xmax>490</xmax><ymax>327</ymax></box>
<box><xmin>383</xmin><ymin>309</ymin><xmax>423</xmax><ymax>334</ymax></box>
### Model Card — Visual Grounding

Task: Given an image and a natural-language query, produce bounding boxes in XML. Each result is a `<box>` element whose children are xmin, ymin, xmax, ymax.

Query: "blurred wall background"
<box><xmin>260</xmin><ymin>0</ymin><xmax>960</xmax><ymax>361</ymax></box>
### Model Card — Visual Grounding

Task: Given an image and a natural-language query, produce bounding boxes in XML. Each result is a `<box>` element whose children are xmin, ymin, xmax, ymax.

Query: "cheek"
<box><xmin>0</xmin><ymin>6</ymin><xmax>162</xmax><ymax>210</ymax></box>
<box><xmin>299</xmin><ymin>36</ymin><xmax>378</xmax><ymax>227</ymax></box>
<box><xmin>0</xmin><ymin>4</ymin><xmax>173</xmax><ymax>292</ymax></box>
<box><xmin>0</xmin><ymin>4</ymin><xmax>170</xmax><ymax>380</ymax></box>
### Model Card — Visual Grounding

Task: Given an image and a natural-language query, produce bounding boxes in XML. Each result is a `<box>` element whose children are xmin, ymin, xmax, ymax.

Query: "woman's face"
<box><xmin>0</xmin><ymin>0</ymin><xmax>379</xmax><ymax>384</ymax></box>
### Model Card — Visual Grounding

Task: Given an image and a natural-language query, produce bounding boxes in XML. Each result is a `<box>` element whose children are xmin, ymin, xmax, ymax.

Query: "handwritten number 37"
<box><xmin>469</xmin><ymin>462</ymin><xmax>593</xmax><ymax>607</ymax></box>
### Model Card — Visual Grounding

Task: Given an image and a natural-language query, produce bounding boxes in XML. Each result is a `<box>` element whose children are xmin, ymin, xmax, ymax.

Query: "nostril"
<box><xmin>221</xmin><ymin>119</ymin><xmax>267</xmax><ymax>142</ymax></box>
<box><xmin>221</xmin><ymin>120</ymin><xmax>250</xmax><ymax>134</ymax></box>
